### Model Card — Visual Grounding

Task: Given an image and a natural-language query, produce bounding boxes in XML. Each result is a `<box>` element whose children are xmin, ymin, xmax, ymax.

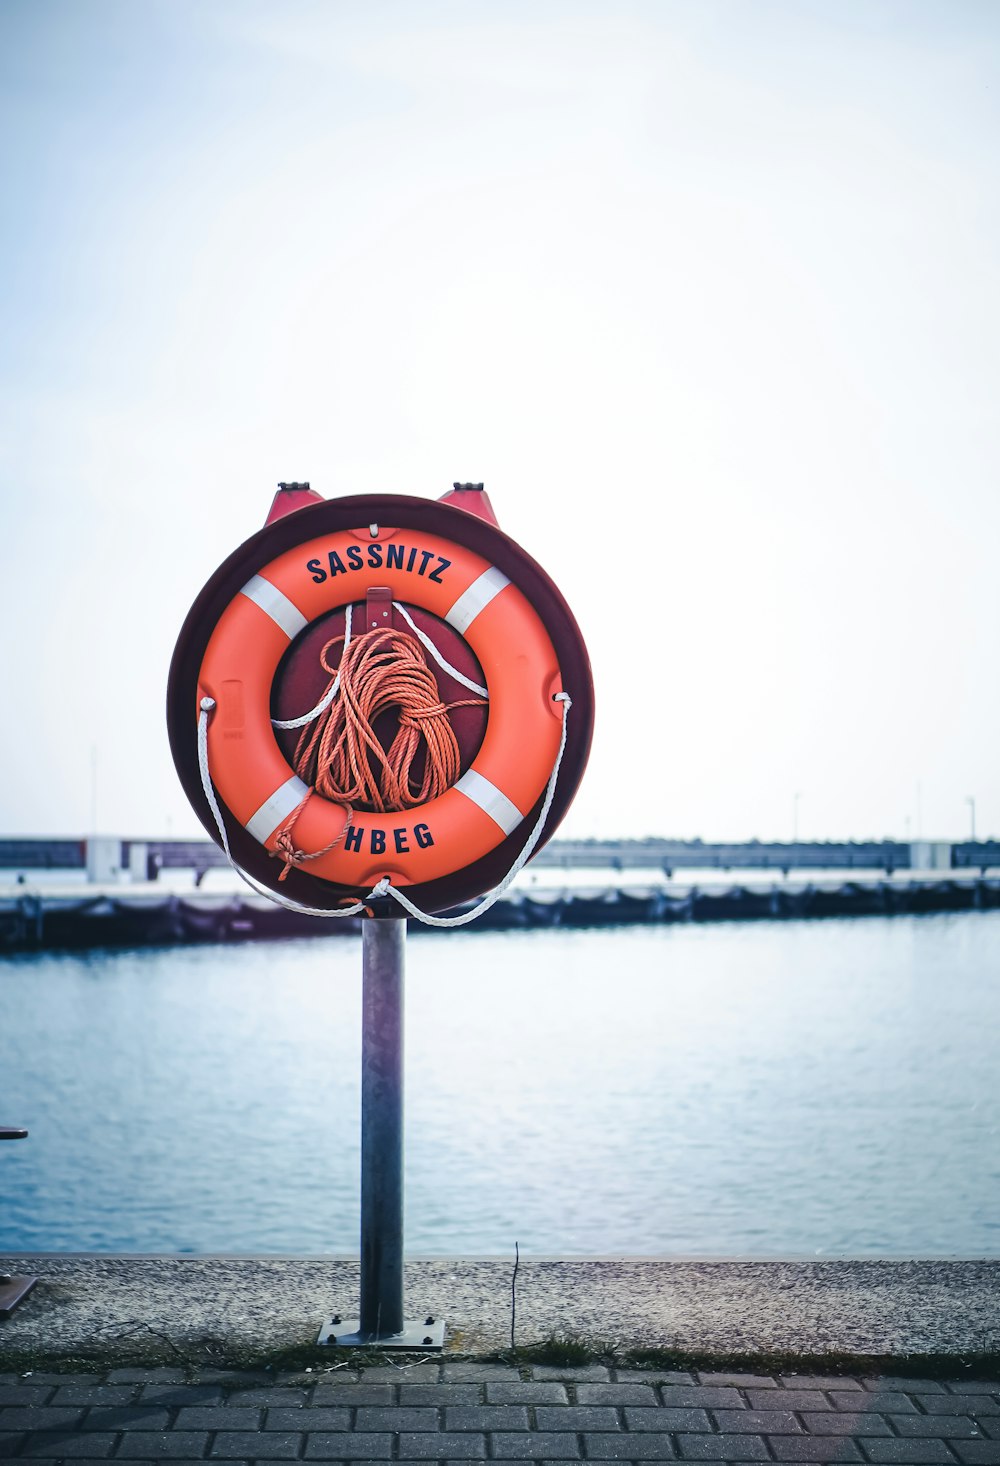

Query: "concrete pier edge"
<box><xmin>0</xmin><ymin>1256</ymin><xmax>997</xmax><ymax>1378</ymax></box>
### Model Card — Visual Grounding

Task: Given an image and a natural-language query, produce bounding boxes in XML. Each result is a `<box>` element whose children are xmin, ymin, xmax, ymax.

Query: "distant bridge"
<box><xmin>1</xmin><ymin>835</ymin><xmax>998</xmax><ymax>883</ymax></box>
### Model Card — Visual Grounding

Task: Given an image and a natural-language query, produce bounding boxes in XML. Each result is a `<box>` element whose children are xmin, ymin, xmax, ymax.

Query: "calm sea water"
<box><xmin>0</xmin><ymin>911</ymin><xmax>997</xmax><ymax>1257</ymax></box>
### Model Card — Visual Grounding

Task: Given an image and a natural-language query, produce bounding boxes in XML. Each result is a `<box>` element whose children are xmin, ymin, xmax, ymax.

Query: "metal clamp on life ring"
<box><xmin>168</xmin><ymin>489</ymin><xmax>593</xmax><ymax>917</ymax></box>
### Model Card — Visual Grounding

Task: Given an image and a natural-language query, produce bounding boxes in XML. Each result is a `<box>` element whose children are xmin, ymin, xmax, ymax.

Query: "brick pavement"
<box><xmin>0</xmin><ymin>1363</ymin><xmax>997</xmax><ymax>1464</ymax></box>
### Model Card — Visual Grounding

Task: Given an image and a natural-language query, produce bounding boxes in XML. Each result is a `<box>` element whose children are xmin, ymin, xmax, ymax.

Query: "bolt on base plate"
<box><xmin>316</xmin><ymin>1315</ymin><xmax>445</xmax><ymax>1350</ymax></box>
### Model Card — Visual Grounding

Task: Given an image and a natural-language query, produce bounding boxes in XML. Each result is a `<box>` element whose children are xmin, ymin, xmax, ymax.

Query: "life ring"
<box><xmin>168</xmin><ymin>492</ymin><xmax>593</xmax><ymax>916</ymax></box>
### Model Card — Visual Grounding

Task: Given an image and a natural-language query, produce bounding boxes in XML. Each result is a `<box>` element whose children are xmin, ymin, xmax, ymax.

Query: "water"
<box><xmin>1</xmin><ymin>912</ymin><xmax>998</xmax><ymax>1257</ymax></box>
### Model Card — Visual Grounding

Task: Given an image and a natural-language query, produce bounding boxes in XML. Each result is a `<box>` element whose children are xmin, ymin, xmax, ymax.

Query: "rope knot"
<box><xmin>272</xmin><ymin>829</ymin><xmax>305</xmax><ymax>882</ymax></box>
<box><xmin>268</xmin><ymin>792</ymin><xmax>353</xmax><ymax>880</ymax></box>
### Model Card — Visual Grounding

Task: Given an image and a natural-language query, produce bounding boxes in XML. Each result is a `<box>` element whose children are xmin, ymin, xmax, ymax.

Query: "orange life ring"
<box><xmin>169</xmin><ymin>491</ymin><xmax>594</xmax><ymax>916</ymax></box>
<box><xmin>198</xmin><ymin>526</ymin><xmax>563</xmax><ymax>889</ymax></box>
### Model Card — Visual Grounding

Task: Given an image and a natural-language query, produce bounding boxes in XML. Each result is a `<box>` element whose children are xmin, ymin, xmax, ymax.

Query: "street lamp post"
<box><xmin>966</xmin><ymin>796</ymin><xmax>976</xmax><ymax>842</ymax></box>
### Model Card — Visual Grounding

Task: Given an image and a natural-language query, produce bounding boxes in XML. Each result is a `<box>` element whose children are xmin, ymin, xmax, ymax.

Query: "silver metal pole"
<box><xmin>359</xmin><ymin>917</ymin><xmax>405</xmax><ymax>1338</ymax></box>
<box><xmin>316</xmin><ymin>916</ymin><xmax>441</xmax><ymax>1349</ymax></box>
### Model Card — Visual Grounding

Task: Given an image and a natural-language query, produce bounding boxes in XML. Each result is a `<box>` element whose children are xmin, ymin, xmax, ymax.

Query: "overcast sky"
<box><xmin>2</xmin><ymin>0</ymin><xmax>997</xmax><ymax>845</ymax></box>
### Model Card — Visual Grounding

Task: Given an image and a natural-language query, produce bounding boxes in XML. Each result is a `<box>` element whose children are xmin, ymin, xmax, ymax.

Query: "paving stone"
<box><xmin>891</xmin><ymin>1417</ymin><xmax>982</xmax><ymax>1438</ymax></box>
<box><xmin>662</xmin><ymin>1387</ymin><xmax>745</xmax><ymax>1408</ymax></box>
<box><xmin>678</xmin><ymin>1433</ymin><xmax>771</xmax><ymax>1459</ymax></box>
<box><xmin>584</xmin><ymin>1435</ymin><xmax>677</xmax><ymax>1460</ymax></box>
<box><xmin>715</xmin><ymin>1410</ymin><xmax>805</xmax><ymax>1433</ymax></box>
<box><xmin>750</xmin><ymin>1390</ymin><xmax>830</xmax><ymax>1411</ymax></box>
<box><xmin>360</xmin><ymin>1363</ymin><xmax>441</xmax><ymax>1382</ymax></box>
<box><xmin>16</xmin><ymin>1374</ymin><xmax>101</xmax><ymax>1386</ymax></box>
<box><xmin>0</xmin><ymin>1386</ymin><xmax>56</xmax><ymax>1405</ymax></box>
<box><xmin>802</xmin><ymin>1412</ymin><xmax>894</xmax><ymax>1436</ymax></box>
<box><xmin>768</xmin><ymin>1437</ymin><xmax>863</xmax><ymax>1460</ymax></box>
<box><xmin>189</xmin><ymin>1370</ymin><xmax>263</xmax><ymax>1385</ymax></box>
<box><xmin>400</xmin><ymin>1384</ymin><xmax>481</xmax><ymax>1405</ymax></box>
<box><xmin>490</xmin><ymin>1433</ymin><xmax>580</xmax><ymax>1459</ymax></box>
<box><xmin>535</xmin><ymin>1405</ymin><xmax>619</xmax><ymax>1430</ymax></box>
<box><xmin>835</xmin><ymin>1394</ymin><xmax>918</xmax><ymax>1414</ymax></box>
<box><xmin>444</xmin><ymin>1406</ymin><xmax>530</xmax><ymax>1430</ymax></box>
<box><xmin>303</xmin><ymin>1433</ymin><xmax>393</xmax><ymax>1458</ymax></box>
<box><xmin>865</xmin><ymin>1382</ymin><xmax>946</xmax><ymax>1395</ymax></box>
<box><xmin>169</xmin><ymin>1405</ymin><xmax>261</xmax><ymax>1429</ymax></box>
<box><xmin>292</xmin><ymin>1373</ymin><xmax>358</xmax><ymax>1390</ymax></box>
<box><xmin>266</xmin><ymin>1406</ymin><xmax>350</xmax><ymax>1431</ymax></box>
<box><xmin>84</xmin><ymin>1407</ymin><xmax>172</xmax><ymax>1431</ymax></box>
<box><xmin>948</xmin><ymin>1448</ymin><xmax>1000</xmax><ymax>1466</ymax></box>
<box><xmin>54</xmin><ymin>1386</ymin><xmax>139</xmax><ymax>1407</ymax></box>
<box><xmin>0</xmin><ymin>1436</ymin><xmax>26</xmax><ymax>1460</ymax></box>
<box><xmin>398</xmin><ymin>1431</ymin><xmax>487</xmax><ymax>1458</ymax></box>
<box><xmin>442</xmin><ymin>1364</ymin><xmax>519</xmax><ymax>1383</ymax></box>
<box><xmin>12</xmin><ymin>1434</ymin><xmax>119</xmax><ymax>1457</ymax></box>
<box><xmin>486</xmin><ymin>1383</ymin><xmax>569</xmax><ymax>1404</ymax></box>
<box><xmin>531</xmin><ymin>1364</ymin><xmax>611</xmax><ymax>1381</ymax></box>
<box><xmin>944</xmin><ymin>1385</ymin><xmax>1000</xmax><ymax>1398</ymax></box>
<box><xmin>115</xmin><ymin>1437</ymin><xmax>212</xmax><ymax>1460</ymax></box>
<box><xmin>614</xmin><ymin>1369</ymin><xmax>695</xmax><ymax>1384</ymax></box>
<box><xmin>210</xmin><ymin>1431</ymin><xmax>302</xmax><ymax>1458</ymax></box>
<box><xmin>109</xmin><ymin>1370</ymin><xmax>186</xmax><ymax>1384</ymax></box>
<box><xmin>227</xmin><ymin>1387</ymin><xmax>308</xmax><ymax>1406</ymax></box>
<box><xmin>859</xmin><ymin>1443</ymin><xmax>959</xmax><ymax>1463</ymax></box>
<box><xmin>578</xmin><ymin>1384</ymin><xmax>659</xmax><ymax>1405</ymax></box>
<box><xmin>625</xmin><ymin>1407</ymin><xmax>712</xmax><ymax>1431</ymax></box>
<box><xmin>920</xmin><ymin>1399</ymin><xmax>1000</xmax><ymax>1416</ymax></box>
<box><xmin>138</xmin><ymin>1383</ymin><xmax>224</xmax><ymax>1405</ymax></box>
<box><xmin>355</xmin><ymin>1405</ymin><xmax>440</xmax><ymax>1430</ymax></box>
<box><xmin>0</xmin><ymin>1406</ymin><xmax>85</xmax><ymax>1430</ymax></box>
<box><xmin>980</xmin><ymin>1423</ymin><xmax>1000</xmax><ymax>1441</ymax></box>
<box><xmin>312</xmin><ymin>1384</ymin><xmax>396</xmax><ymax>1406</ymax></box>
<box><xmin>784</xmin><ymin>1379</ymin><xmax>864</xmax><ymax>1392</ymax></box>
<box><xmin>700</xmin><ymin>1372</ymin><xmax>779</xmax><ymax>1387</ymax></box>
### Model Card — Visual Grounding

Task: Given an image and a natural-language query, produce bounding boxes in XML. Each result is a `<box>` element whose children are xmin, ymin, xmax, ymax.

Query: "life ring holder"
<box><xmin>168</xmin><ymin>494</ymin><xmax>594</xmax><ymax>918</ymax></box>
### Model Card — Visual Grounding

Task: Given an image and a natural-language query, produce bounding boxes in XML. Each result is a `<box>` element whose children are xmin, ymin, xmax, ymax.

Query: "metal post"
<box><xmin>316</xmin><ymin>918</ymin><xmax>444</xmax><ymax>1349</ymax></box>
<box><xmin>360</xmin><ymin>917</ymin><xmax>405</xmax><ymax>1339</ymax></box>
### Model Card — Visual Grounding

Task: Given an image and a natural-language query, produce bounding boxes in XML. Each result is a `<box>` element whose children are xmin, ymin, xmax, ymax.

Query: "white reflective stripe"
<box><xmin>245</xmin><ymin>774</ymin><xmax>311</xmax><ymax>844</ymax></box>
<box><xmin>239</xmin><ymin>575</ymin><xmax>308</xmax><ymax>640</ymax></box>
<box><xmin>445</xmin><ymin>566</ymin><xmax>510</xmax><ymax>635</ymax></box>
<box><xmin>453</xmin><ymin>768</ymin><xmax>523</xmax><ymax>835</ymax></box>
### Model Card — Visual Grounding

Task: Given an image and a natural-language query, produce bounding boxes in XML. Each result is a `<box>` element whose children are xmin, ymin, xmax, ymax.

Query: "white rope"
<box><xmin>391</xmin><ymin>601</ymin><xmax>488</xmax><ymax>699</ymax></box>
<box><xmin>197</xmin><ymin>697</ymin><xmax>371</xmax><ymax>918</ymax></box>
<box><xmin>372</xmin><ymin>694</ymin><xmax>572</xmax><ymax>927</ymax></box>
<box><xmin>271</xmin><ymin>604</ymin><xmax>353</xmax><ymax>730</ymax></box>
<box><xmin>199</xmin><ymin>689</ymin><xmax>572</xmax><ymax>929</ymax></box>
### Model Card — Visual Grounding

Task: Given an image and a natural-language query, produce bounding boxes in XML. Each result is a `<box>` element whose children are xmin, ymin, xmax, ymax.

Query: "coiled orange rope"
<box><xmin>270</xmin><ymin>625</ymin><xmax>485</xmax><ymax>880</ymax></box>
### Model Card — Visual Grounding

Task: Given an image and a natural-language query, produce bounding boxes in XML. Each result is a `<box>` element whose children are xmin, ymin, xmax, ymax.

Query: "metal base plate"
<box><xmin>316</xmin><ymin>1316</ymin><xmax>445</xmax><ymax>1350</ymax></box>
<box><xmin>0</xmin><ymin>1275</ymin><xmax>37</xmax><ymax>1318</ymax></box>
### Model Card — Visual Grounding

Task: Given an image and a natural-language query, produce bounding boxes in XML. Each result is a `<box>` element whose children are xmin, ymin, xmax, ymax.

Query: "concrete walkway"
<box><xmin>1</xmin><ymin>1360</ymin><xmax>999</xmax><ymax>1463</ymax></box>
<box><xmin>0</xmin><ymin>1257</ymin><xmax>998</xmax><ymax>1366</ymax></box>
<box><xmin>2</xmin><ymin>1256</ymin><xmax>999</xmax><ymax>1462</ymax></box>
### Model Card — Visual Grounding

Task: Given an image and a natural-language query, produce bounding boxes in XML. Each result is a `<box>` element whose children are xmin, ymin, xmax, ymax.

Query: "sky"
<box><xmin>1</xmin><ymin>0</ymin><xmax>998</xmax><ymax>845</ymax></box>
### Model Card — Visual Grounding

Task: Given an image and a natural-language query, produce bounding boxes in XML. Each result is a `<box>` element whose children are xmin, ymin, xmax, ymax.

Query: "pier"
<box><xmin>2</xmin><ymin>865</ymin><xmax>999</xmax><ymax>951</ymax></box>
<box><xmin>2</xmin><ymin>835</ymin><xmax>999</xmax><ymax>883</ymax></box>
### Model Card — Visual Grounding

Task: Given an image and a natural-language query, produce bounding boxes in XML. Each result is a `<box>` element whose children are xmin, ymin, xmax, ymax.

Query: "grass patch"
<box><xmin>2</xmin><ymin>1333</ymin><xmax>998</xmax><ymax>1383</ymax></box>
